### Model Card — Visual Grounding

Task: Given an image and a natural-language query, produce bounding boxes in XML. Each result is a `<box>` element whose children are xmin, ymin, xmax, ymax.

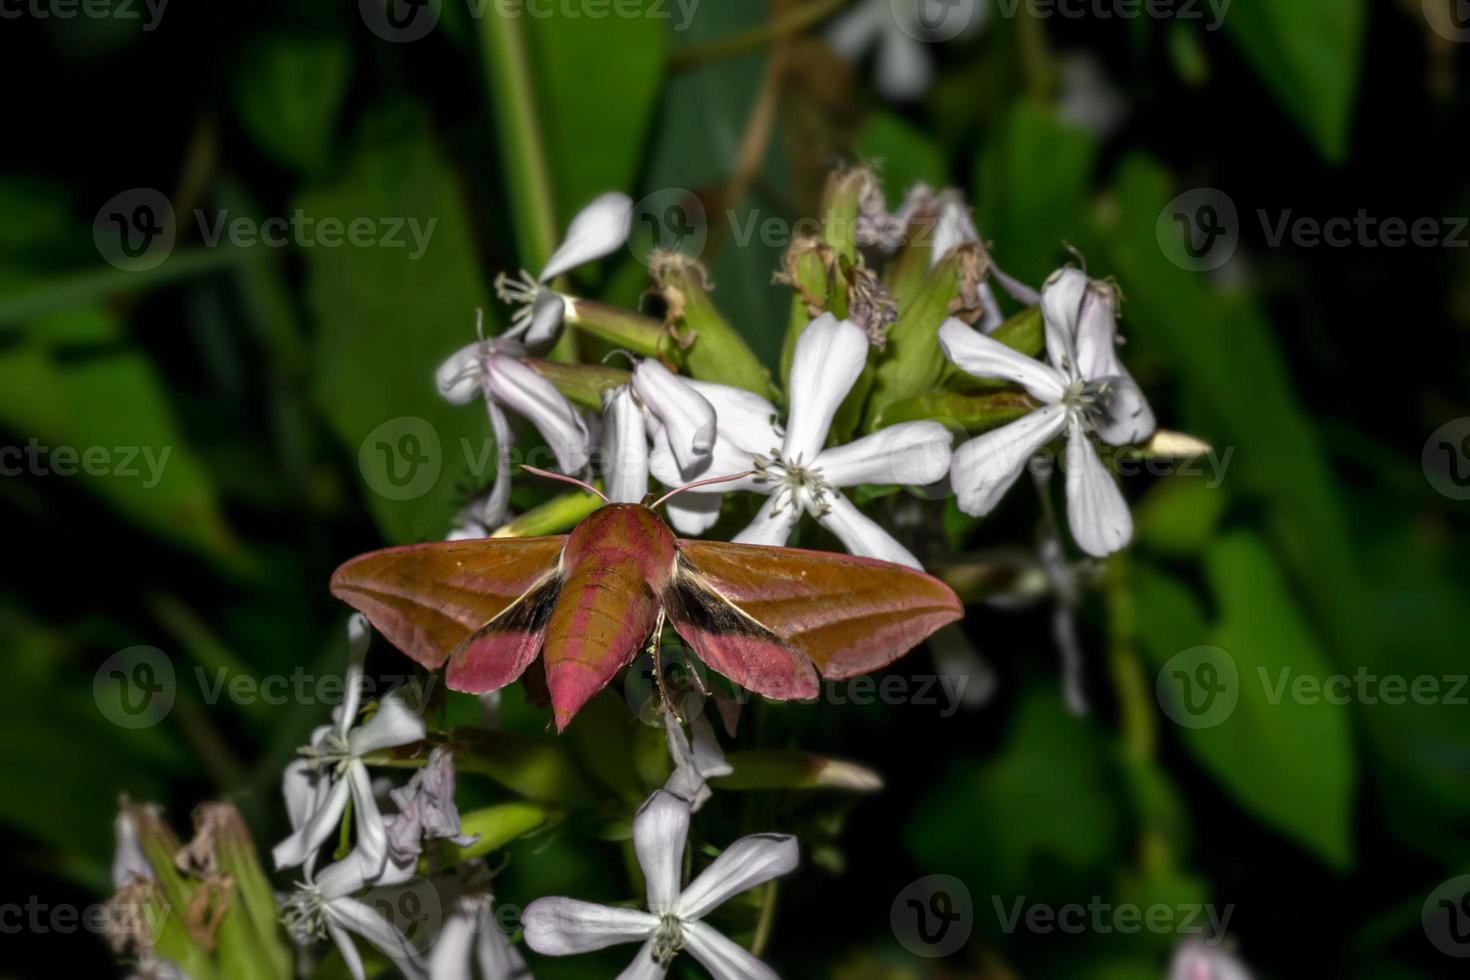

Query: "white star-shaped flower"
<box><xmin>601</xmin><ymin>358</ymin><xmax>717</xmax><ymax>504</ymax></box>
<box><xmin>652</xmin><ymin>314</ymin><xmax>953</xmax><ymax>568</ymax></box>
<box><xmin>523</xmin><ymin>790</ymin><xmax>796</xmax><ymax>979</ymax></box>
<box><xmin>939</xmin><ymin>267</ymin><xmax>1156</xmax><ymax>556</ymax></box>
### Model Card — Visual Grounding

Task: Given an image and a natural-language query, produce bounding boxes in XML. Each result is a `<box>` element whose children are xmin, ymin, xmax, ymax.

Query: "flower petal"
<box><xmin>875</xmin><ymin>27</ymin><xmax>932</xmax><ymax>101</ymax></box>
<box><xmin>663</xmin><ymin>491</ymin><xmax>724</xmax><ymax>536</ymax></box>
<box><xmin>348</xmin><ymin>694</ymin><xmax>428</xmax><ymax>756</ymax></box>
<box><xmin>435</xmin><ymin>342</ymin><xmax>486</xmax><ymax>405</ymax></box>
<box><xmin>523</xmin><ymin>289</ymin><xmax>568</xmax><ymax>348</ymax></box>
<box><xmin>1064</xmin><ymin>418</ymin><xmax>1132</xmax><ymax>557</ymax></box>
<box><xmin>615</xmin><ymin>937</ymin><xmax>671</xmax><ymax>980</ymax></box>
<box><xmin>938</xmin><ymin>318</ymin><xmax>1066</xmax><ymax>402</ymax></box>
<box><xmin>950</xmin><ymin>404</ymin><xmax>1068</xmax><ymax>517</ymax></box>
<box><xmin>682</xmin><ymin>921</ymin><xmax>779</xmax><ymax>980</ymax></box>
<box><xmin>272</xmin><ymin>774</ymin><xmax>350</xmax><ymax>870</ymax></box>
<box><xmin>825</xmin><ymin>0</ymin><xmax>885</xmax><ymax>59</ymax></box>
<box><xmin>731</xmin><ymin>495</ymin><xmax>800</xmax><ymax>548</ymax></box>
<box><xmin>931</xmin><ymin>197</ymin><xmax>979</xmax><ymax>263</ymax></box>
<box><xmin>650</xmin><ymin>431</ymin><xmax>762</xmax><ymax>492</ymax></box>
<box><xmin>328</xmin><ymin>895</ymin><xmax>425</xmax><ymax>977</ymax></box>
<box><xmin>1040</xmin><ymin>268</ymin><xmax>1087</xmax><ymax>377</ymax></box>
<box><xmin>602</xmin><ymin>385</ymin><xmax>650</xmax><ymax>504</ymax></box>
<box><xmin>427</xmin><ymin>907</ymin><xmax>474</xmax><ymax>980</ymax></box>
<box><xmin>325</xmin><ymin>918</ymin><xmax>368</xmax><ymax>980</ymax></box>
<box><xmin>280</xmin><ymin>759</ymin><xmax>325</xmax><ymax>836</ymax></box>
<box><xmin>684</xmin><ymin>380</ymin><xmax>782</xmax><ymax>455</ymax></box>
<box><xmin>541</xmin><ymin>192</ymin><xmax>634</xmax><ymax>281</ymax></box>
<box><xmin>485</xmin><ymin>354</ymin><xmax>591</xmax><ymax>474</ymax></box>
<box><xmin>784</xmin><ymin>314</ymin><xmax>869</xmax><ymax>463</ymax></box>
<box><xmin>347</xmin><ymin>763</ymin><xmax>389</xmax><ymax>879</ymax></box>
<box><xmin>475</xmin><ymin>908</ymin><xmax>530</xmax><ymax>980</ymax></box>
<box><xmin>632</xmin><ymin>360</ymin><xmax>716</xmax><ymax>476</ymax></box>
<box><xmin>521</xmin><ymin>898</ymin><xmax>657</xmax><ymax>955</ymax></box>
<box><xmin>634</xmin><ymin>790</ymin><xmax>691</xmax><ymax>914</ymax></box>
<box><xmin>1092</xmin><ymin>374</ymin><xmax>1156</xmax><ymax>447</ymax></box>
<box><xmin>816</xmin><ymin>493</ymin><xmax>922</xmax><ymax>569</ymax></box>
<box><xmin>814</xmin><ymin>421</ymin><xmax>952</xmax><ymax>488</ymax></box>
<box><xmin>1071</xmin><ymin>277</ymin><xmax>1120</xmax><ymax>380</ymax></box>
<box><xmin>676</xmin><ymin>833</ymin><xmax>798</xmax><ymax>921</ymax></box>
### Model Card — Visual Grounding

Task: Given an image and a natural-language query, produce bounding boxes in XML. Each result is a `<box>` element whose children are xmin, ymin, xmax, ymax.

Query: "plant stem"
<box><xmin>750</xmin><ymin>880</ymin><xmax>780</xmax><ymax>957</ymax></box>
<box><xmin>668</xmin><ymin>0</ymin><xmax>848</xmax><ymax>70</ymax></box>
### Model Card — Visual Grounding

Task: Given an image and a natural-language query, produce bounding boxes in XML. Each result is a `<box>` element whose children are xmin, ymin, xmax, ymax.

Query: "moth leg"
<box><xmin>648</xmin><ymin>608</ymin><xmax>681</xmax><ymax>723</ymax></box>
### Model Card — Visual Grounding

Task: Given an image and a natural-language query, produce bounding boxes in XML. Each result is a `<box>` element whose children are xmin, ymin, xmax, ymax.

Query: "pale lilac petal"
<box><xmin>615</xmin><ymin>938</ymin><xmax>670</xmax><ymax>980</ymax></box>
<box><xmin>633</xmin><ymin>360</ymin><xmax>716</xmax><ymax>476</ymax></box>
<box><xmin>650</xmin><ymin>431</ymin><xmax>762</xmax><ymax>492</ymax></box>
<box><xmin>475</xmin><ymin>908</ymin><xmax>529</xmax><ymax>980</ymax></box>
<box><xmin>683</xmin><ymin>380</ymin><xmax>781</xmax><ymax>454</ymax></box>
<box><xmin>784</xmin><ymin>314</ymin><xmax>869</xmax><ymax>462</ymax></box>
<box><xmin>1071</xmin><ymin>278</ymin><xmax>1120</xmax><ymax>381</ymax></box>
<box><xmin>112</xmin><ymin>806</ymin><xmax>154</xmax><ymax>886</ymax></box>
<box><xmin>682</xmin><ymin>922</ymin><xmax>779</xmax><ymax>980</ymax></box>
<box><xmin>602</xmin><ymin>386</ymin><xmax>649</xmax><ymax>504</ymax></box>
<box><xmin>481</xmin><ymin>401</ymin><xmax>515</xmax><ymax>529</ymax></box>
<box><xmin>676</xmin><ymin>833</ymin><xmax>798</xmax><ymax>921</ymax></box>
<box><xmin>1168</xmin><ymin>940</ymin><xmax>1254</xmax><ymax>980</ymax></box>
<box><xmin>950</xmin><ymin>404</ymin><xmax>1068</xmax><ymax>517</ymax></box>
<box><xmin>436</xmin><ymin>342</ymin><xmax>486</xmax><ymax>406</ymax></box>
<box><xmin>541</xmin><ymin>192</ymin><xmax>634</xmax><ymax>281</ymax></box>
<box><xmin>272</xmin><ymin>774</ymin><xmax>351</xmax><ymax>870</ymax></box>
<box><xmin>1064</xmin><ymin>418</ymin><xmax>1132</xmax><ymax>557</ymax></box>
<box><xmin>815</xmin><ymin>494</ymin><xmax>922</xmax><ymax>569</ymax></box>
<box><xmin>484</xmin><ymin>354</ymin><xmax>591</xmax><ymax>474</ymax></box>
<box><xmin>281</xmin><ymin>759</ymin><xmax>326</xmax><ymax>835</ymax></box>
<box><xmin>521</xmin><ymin>898</ymin><xmax>657</xmax><ymax>955</ymax></box>
<box><xmin>825</xmin><ymin>0</ymin><xmax>885</xmax><ymax>59</ymax></box>
<box><xmin>663</xmin><ymin>491</ymin><xmax>724</xmax><ymax>536</ymax></box>
<box><xmin>875</xmin><ymin>27</ymin><xmax>932</xmax><ymax>101</ymax></box>
<box><xmin>938</xmin><ymin>318</ymin><xmax>1066</xmax><ymax>402</ymax></box>
<box><xmin>1092</xmin><ymin>375</ymin><xmax>1156</xmax><ymax>447</ymax></box>
<box><xmin>977</xmin><ymin>281</ymin><xmax>1004</xmax><ymax>334</ymax></box>
<box><xmin>1040</xmin><ymin>268</ymin><xmax>1087</xmax><ymax>377</ymax></box>
<box><xmin>634</xmin><ymin>790</ymin><xmax>690</xmax><ymax>915</ymax></box>
<box><xmin>325</xmin><ymin>918</ymin><xmax>368</xmax><ymax>980</ymax></box>
<box><xmin>663</xmin><ymin>712</ymin><xmax>731</xmax><ymax>812</ymax></box>
<box><xmin>814</xmin><ymin>421</ymin><xmax>952</xmax><ymax>488</ymax></box>
<box><xmin>524</xmin><ymin>290</ymin><xmax>567</xmax><ymax>348</ymax></box>
<box><xmin>731</xmin><ymin>495</ymin><xmax>800</xmax><ymax>548</ymax></box>
<box><xmin>348</xmin><ymin>694</ymin><xmax>427</xmax><ymax>756</ymax></box>
<box><xmin>339</xmin><ymin>618</ymin><xmax>371</xmax><ymax>737</ymax></box>
<box><xmin>328</xmin><ymin>895</ymin><xmax>425</xmax><ymax>977</ymax></box>
<box><xmin>931</xmin><ymin>197</ymin><xmax>979</xmax><ymax>263</ymax></box>
<box><xmin>427</xmin><ymin>907</ymin><xmax>475</xmax><ymax>980</ymax></box>
<box><xmin>347</xmin><ymin>764</ymin><xmax>389</xmax><ymax>878</ymax></box>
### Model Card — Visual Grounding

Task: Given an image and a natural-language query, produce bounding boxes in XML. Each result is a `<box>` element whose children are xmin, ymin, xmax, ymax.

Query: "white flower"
<box><xmin>437</xmin><ymin>314</ymin><xmax>592</xmax><ymax>529</ymax></box>
<box><xmin>827</xmin><ymin>0</ymin><xmax>986</xmax><ymax>101</ymax></box>
<box><xmin>1168</xmin><ymin>939</ymin><xmax>1253</xmax><ymax>980</ymax></box>
<box><xmin>280</xmin><ymin>847</ymin><xmax>427</xmax><ymax>980</ymax></box>
<box><xmin>272</xmin><ymin>615</ymin><xmax>428</xmax><ymax>877</ymax></box>
<box><xmin>387</xmin><ymin>748</ymin><xmax>477</xmax><ymax>864</ymax></box>
<box><xmin>522</xmin><ymin>790</ymin><xmax>797</xmax><ymax>979</ymax></box>
<box><xmin>494</xmin><ymin>192</ymin><xmax>634</xmax><ymax>347</ymax></box>
<box><xmin>662</xmin><ymin>710</ymin><xmax>732</xmax><ymax>813</ymax></box>
<box><xmin>111</xmin><ymin>803</ymin><xmax>156</xmax><ymax>887</ymax></box>
<box><xmin>938</xmin><ymin>268</ymin><xmax>1156</xmax><ymax>557</ymax></box>
<box><xmin>428</xmin><ymin>894</ymin><xmax>531</xmax><ymax>980</ymax></box>
<box><xmin>601</xmin><ymin>359</ymin><xmax>716</xmax><ymax>504</ymax></box>
<box><xmin>654</xmin><ymin>314</ymin><xmax>952</xmax><ymax>568</ymax></box>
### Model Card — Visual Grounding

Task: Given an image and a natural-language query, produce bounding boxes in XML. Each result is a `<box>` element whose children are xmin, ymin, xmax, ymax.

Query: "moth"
<box><xmin>331</xmin><ymin>472</ymin><xmax>964</xmax><ymax>730</ymax></box>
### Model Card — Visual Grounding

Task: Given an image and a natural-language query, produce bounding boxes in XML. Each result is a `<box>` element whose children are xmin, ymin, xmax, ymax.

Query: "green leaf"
<box><xmin>448</xmin><ymin>728</ymin><xmax>596</xmax><ymax>805</ymax></box>
<box><xmin>1132</xmin><ymin>476</ymin><xmax>1229</xmax><ymax>558</ymax></box>
<box><xmin>1135</xmin><ymin>534</ymin><xmax>1357</xmax><ymax>868</ymax></box>
<box><xmin>0</xmin><ymin>337</ymin><xmax>238</xmax><ymax>561</ymax></box>
<box><xmin>657</xmin><ymin>263</ymin><xmax>776</xmax><ymax>398</ymax></box>
<box><xmin>856</xmin><ymin>113</ymin><xmax>945</xmax><ymax>207</ymax></box>
<box><xmin>230</xmin><ymin>32</ymin><xmax>352</xmax><ymax>175</ymax></box>
<box><xmin>524</xmin><ymin>2</ymin><xmax>667</xmax><ymax>227</ymax></box>
<box><xmin>863</xmin><ymin>255</ymin><xmax>960</xmax><ymax>428</ymax></box>
<box><xmin>299</xmin><ymin>106</ymin><xmax>493</xmax><ymax>543</ymax></box>
<box><xmin>443</xmin><ymin>802</ymin><xmax>550</xmax><ymax>863</ymax></box>
<box><xmin>975</xmin><ymin>101</ymin><xmax>1098</xmax><ymax>286</ymax></box>
<box><xmin>713</xmin><ymin>750</ymin><xmax>882</xmax><ymax>792</ymax></box>
<box><xmin>1222</xmin><ymin>0</ymin><xmax>1365</xmax><ymax>161</ymax></box>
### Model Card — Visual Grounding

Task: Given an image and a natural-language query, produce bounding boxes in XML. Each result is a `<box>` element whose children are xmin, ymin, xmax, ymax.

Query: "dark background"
<box><xmin>1</xmin><ymin>0</ymin><xmax>1467</xmax><ymax>977</ymax></box>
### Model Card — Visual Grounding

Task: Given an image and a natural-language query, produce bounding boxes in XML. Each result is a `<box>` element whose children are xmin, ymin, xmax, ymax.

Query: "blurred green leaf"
<box><xmin>299</xmin><ymin>106</ymin><xmax>492</xmax><ymax>543</ymax></box>
<box><xmin>856</xmin><ymin>114</ymin><xmax>945</xmax><ymax>207</ymax></box>
<box><xmin>1136</xmin><ymin>534</ymin><xmax>1357</xmax><ymax>868</ymax></box>
<box><xmin>1222</xmin><ymin>0</ymin><xmax>1365</xmax><ymax>161</ymax></box>
<box><xmin>230</xmin><ymin>32</ymin><xmax>352</xmax><ymax>175</ymax></box>
<box><xmin>1133</xmin><ymin>477</ymin><xmax>1229</xmax><ymax>558</ymax></box>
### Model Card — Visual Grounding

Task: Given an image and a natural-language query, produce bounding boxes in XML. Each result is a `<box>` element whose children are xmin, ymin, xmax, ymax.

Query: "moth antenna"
<box><xmin>601</xmin><ymin>349</ymin><xmax>640</xmax><ymax>369</ymax></box>
<box><xmin>519</xmin><ymin>465</ymin><xmax>609</xmax><ymax>502</ymax></box>
<box><xmin>650</xmin><ymin>471</ymin><xmax>755</xmax><ymax>510</ymax></box>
